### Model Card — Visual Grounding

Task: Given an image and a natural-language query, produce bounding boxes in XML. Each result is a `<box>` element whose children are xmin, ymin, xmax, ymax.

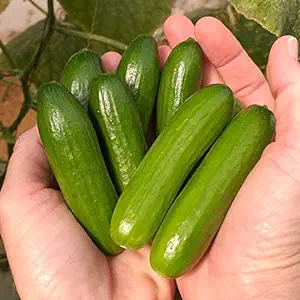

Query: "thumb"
<box><xmin>267</xmin><ymin>36</ymin><xmax>300</xmax><ymax>100</ymax></box>
<box><xmin>267</xmin><ymin>36</ymin><xmax>300</xmax><ymax>181</ymax></box>
<box><xmin>1</xmin><ymin>126</ymin><xmax>55</xmax><ymax>193</ymax></box>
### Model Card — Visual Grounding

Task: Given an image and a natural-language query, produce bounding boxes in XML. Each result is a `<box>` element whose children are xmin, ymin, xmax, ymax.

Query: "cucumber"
<box><xmin>60</xmin><ymin>48</ymin><xmax>103</xmax><ymax>110</ymax></box>
<box><xmin>37</xmin><ymin>81</ymin><xmax>121</xmax><ymax>255</ymax></box>
<box><xmin>89</xmin><ymin>74</ymin><xmax>147</xmax><ymax>194</ymax></box>
<box><xmin>179</xmin><ymin>97</ymin><xmax>245</xmax><ymax>194</ymax></box>
<box><xmin>117</xmin><ymin>35</ymin><xmax>160</xmax><ymax>135</ymax></box>
<box><xmin>110</xmin><ymin>84</ymin><xmax>234</xmax><ymax>249</ymax></box>
<box><xmin>150</xmin><ymin>105</ymin><xmax>275</xmax><ymax>278</ymax></box>
<box><xmin>180</xmin><ymin>97</ymin><xmax>245</xmax><ymax>192</ymax></box>
<box><xmin>156</xmin><ymin>38</ymin><xmax>203</xmax><ymax>136</ymax></box>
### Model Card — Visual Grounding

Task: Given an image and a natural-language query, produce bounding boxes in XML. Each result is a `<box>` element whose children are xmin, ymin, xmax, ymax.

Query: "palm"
<box><xmin>1</xmin><ymin>14</ymin><xmax>300</xmax><ymax>300</ymax></box>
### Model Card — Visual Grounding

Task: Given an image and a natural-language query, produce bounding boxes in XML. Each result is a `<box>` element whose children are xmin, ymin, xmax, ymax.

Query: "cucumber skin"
<box><xmin>89</xmin><ymin>74</ymin><xmax>147</xmax><ymax>194</ymax></box>
<box><xmin>110</xmin><ymin>84</ymin><xmax>234</xmax><ymax>249</ymax></box>
<box><xmin>37</xmin><ymin>81</ymin><xmax>122</xmax><ymax>256</ymax></box>
<box><xmin>179</xmin><ymin>97</ymin><xmax>245</xmax><ymax>192</ymax></box>
<box><xmin>60</xmin><ymin>48</ymin><xmax>103</xmax><ymax>110</ymax></box>
<box><xmin>156</xmin><ymin>38</ymin><xmax>203</xmax><ymax>136</ymax></box>
<box><xmin>117</xmin><ymin>35</ymin><xmax>160</xmax><ymax>135</ymax></box>
<box><xmin>150</xmin><ymin>105</ymin><xmax>275</xmax><ymax>278</ymax></box>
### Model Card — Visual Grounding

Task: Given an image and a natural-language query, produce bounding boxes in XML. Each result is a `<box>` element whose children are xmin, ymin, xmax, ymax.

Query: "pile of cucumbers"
<box><xmin>37</xmin><ymin>35</ymin><xmax>275</xmax><ymax>279</ymax></box>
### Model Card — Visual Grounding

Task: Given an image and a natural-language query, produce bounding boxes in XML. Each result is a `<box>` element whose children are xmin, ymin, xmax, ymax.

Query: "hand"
<box><xmin>1</xmin><ymin>14</ymin><xmax>300</xmax><ymax>300</ymax></box>
<box><xmin>166</xmin><ymin>16</ymin><xmax>300</xmax><ymax>300</ymax></box>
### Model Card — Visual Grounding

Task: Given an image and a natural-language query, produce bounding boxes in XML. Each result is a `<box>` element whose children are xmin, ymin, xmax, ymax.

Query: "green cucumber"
<box><xmin>37</xmin><ymin>81</ymin><xmax>121</xmax><ymax>255</ymax></box>
<box><xmin>156</xmin><ymin>38</ymin><xmax>203</xmax><ymax>136</ymax></box>
<box><xmin>110</xmin><ymin>84</ymin><xmax>234</xmax><ymax>249</ymax></box>
<box><xmin>117</xmin><ymin>35</ymin><xmax>160</xmax><ymax>135</ymax></box>
<box><xmin>60</xmin><ymin>48</ymin><xmax>103</xmax><ymax>110</ymax></box>
<box><xmin>150</xmin><ymin>105</ymin><xmax>275</xmax><ymax>278</ymax></box>
<box><xmin>89</xmin><ymin>74</ymin><xmax>147</xmax><ymax>194</ymax></box>
<box><xmin>180</xmin><ymin>97</ymin><xmax>245</xmax><ymax>192</ymax></box>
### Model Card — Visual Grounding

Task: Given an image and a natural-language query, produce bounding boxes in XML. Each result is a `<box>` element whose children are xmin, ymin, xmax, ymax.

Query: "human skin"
<box><xmin>1</xmin><ymin>14</ymin><xmax>300</xmax><ymax>300</ymax></box>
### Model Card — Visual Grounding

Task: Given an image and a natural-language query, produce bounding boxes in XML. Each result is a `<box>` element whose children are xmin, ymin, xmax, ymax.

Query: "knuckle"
<box><xmin>217</xmin><ymin>48</ymin><xmax>243</xmax><ymax>68</ymax></box>
<box><xmin>234</xmin><ymin>77</ymin><xmax>266</xmax><ymax>100</ymax></box>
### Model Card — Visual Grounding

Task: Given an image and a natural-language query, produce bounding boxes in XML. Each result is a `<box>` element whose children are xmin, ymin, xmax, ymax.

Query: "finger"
<box><xmin>267</xmin><ymin>36</ymin><xmax>300</xmax><ymax>177</ymax></box>
<box><xmin>202</xmin><ymin>56</ymin><xmax>224</xmax><ymax>87</ymax></box>
<box><xmin>267</xmin><ymin>36</ymin><xmax>300</xmax><ymax>130</ymax></box>
<box><xmin>195</xmin><ymin>17</ymin><xmax>274</xmax><ymax>109</ymax></box>
<box><xmin>267</xmin><ymin>36</ymin><xmax>299</xmax><ymax>99</ymax></box>
<box><xmin>158</xmin><ymin>45</ymin><xmax>172</xmax><ymax>68</ymax></box>
<box><xmin>102</xmin><ymin>51</ymin><xmax>122</xmax><ymax>72</ymax></box>
<box><xmin>109</xmin><ymin>245</ymin><xmax>175</xmax><ymax>299</ymax></box>
<box><xmin>164</xmin><ymin>14</ymin><xmax>195</xmax><ymax>47</ymax></box>
<box><xmin>2</xmin><ymin>126</ymin><xmax>54</xmax><ymax>194</ymax></box>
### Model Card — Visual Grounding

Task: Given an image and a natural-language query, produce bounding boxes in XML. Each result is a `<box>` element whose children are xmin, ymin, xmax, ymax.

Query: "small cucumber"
<box><xmin>150</xmin><ymin>105</ymin><xmax>275</xmax><ymax>278</ymax></box>
<box><xmin>117</xmin><ymin>35</ymin><xmax>160</xmax><ymax>135</ymax></box>
<box><xmin>60</xmin><ymin>48</ymin><xmax>103</xmax><ymax>110</ymax></box>
<box><xmin>37</xmin><ymin>81</ymin><xmax>121</xmax><ymax>255</ymax></box>
<box><xmin>156</xmin><ymin>38</ymin><xmax>203</xmax><ymax>135</ymax></box>
<box><xmin>110</xmin><ymin>84</ymin><xmax>234</xmax><ymax>249</ymax></box>
<box><xmin>180</xmin><ymin>97</ymin><xmax>245</xmax><ymax>191</ymax></box>
<box><xmin>89</xmin><ymin>74</ymin><xmax>147</xmax><ymax>194</ymax></box>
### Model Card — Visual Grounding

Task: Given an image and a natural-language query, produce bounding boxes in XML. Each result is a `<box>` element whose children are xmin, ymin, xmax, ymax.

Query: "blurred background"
<box><xmin>0</xmin><ymin>0</ymin><xmax>295</xmax><ymax>298</ymax></box>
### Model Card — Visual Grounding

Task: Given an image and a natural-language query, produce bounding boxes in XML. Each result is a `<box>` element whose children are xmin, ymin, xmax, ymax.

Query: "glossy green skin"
<box><xmin>180</xmin><ymin>97</ymin><xmax>245</xmax><ymax>192</ymax></box>
<box><xmin>60</xmin><ymin>48</ymin><xmax>103</xmax><ymax>110</ymax></box>
<box><xmin>110</xmin><ymin>84</ymin><xmax>234</xmax><ymax>249</ymax></box>
<box><xmin>89</xmin><ymin>74</ymin><xmax>147</xmax><ymax>194</ymax></box>
<box><xmin>117</xmin><ymin>35</ymin><xmax>160</xmax><ymax>135</ymax></box>
<box><xmin>37</xmin><ymin>81</ymin><xmax>121</xmax><ymax>256</ymax></box>
<box><xmin>156</xmin><ymin>38</ymin><xmax>203</xmax><ymax>136</ymax></box>
<box><xmin>181</xmin><ymin>97</ymin><xmax>245</xmax><ymax>189</ymax></box>
<box><xmin>150</xmin><ymin>105</ymin><xmax>275</xmax><ymax>278</ymax></box>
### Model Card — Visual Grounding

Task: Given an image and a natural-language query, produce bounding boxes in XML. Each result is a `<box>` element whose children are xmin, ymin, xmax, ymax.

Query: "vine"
<box><xmin>55</xmin><ymin>25</ymin><xmax>128</xmax><ymax>51</ymax></box>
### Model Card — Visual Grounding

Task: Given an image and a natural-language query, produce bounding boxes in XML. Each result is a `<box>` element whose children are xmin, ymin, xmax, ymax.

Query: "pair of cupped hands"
<box><xmin>1</xmin><ymin>14</ymin><xmax>300</xmax><ymax>300</ymax></box>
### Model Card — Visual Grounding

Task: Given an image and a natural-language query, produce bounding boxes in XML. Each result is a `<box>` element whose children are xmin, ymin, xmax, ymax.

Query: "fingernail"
<box><xmin>288</xmin><ymin>37</ymin><xmax>299</xmax><ymax>60</ymax></box>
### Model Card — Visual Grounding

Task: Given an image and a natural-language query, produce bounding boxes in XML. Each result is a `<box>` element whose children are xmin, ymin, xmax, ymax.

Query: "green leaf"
<box><xmin>58</xmin><ymin>0</ymin><xmax>172</xmax><ymax>51</ymax></box>
<box><xmin>232</xmin><ymin>15</ymin><xmax>276</xmax><ymax>72</ymax></box>
<box><xmin>0</xmin><ymin>0</ymin><xmax>10</xmax><ymax>14</ymax></box>
<box><xmin>229</xmin><ymin>0</ymin><xmax>300</xmax><ymax>40</ymax></box>
<box><xmin>0</xmin><ymin>20</ymin><xmax>86</xmax><ymax>86</ymax></box>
